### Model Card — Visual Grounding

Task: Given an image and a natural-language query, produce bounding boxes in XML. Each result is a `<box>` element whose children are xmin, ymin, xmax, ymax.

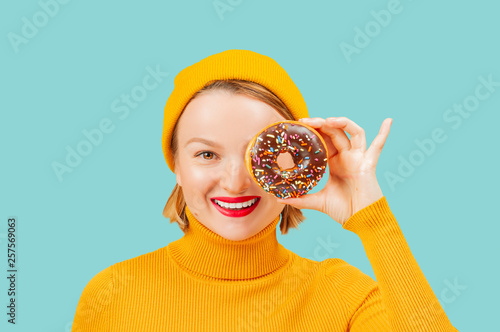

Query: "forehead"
<box><xmin>176</xmin><ymin>91</ymin><xmax>285</xmax><ymax>143</ymax></box>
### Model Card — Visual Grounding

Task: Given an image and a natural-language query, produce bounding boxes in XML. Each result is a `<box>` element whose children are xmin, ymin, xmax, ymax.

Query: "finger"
<box><xmin>366</xmin><ymin>118</ymin><xmax>392</xmax><ymax>164</ymax></box>
<box><xmin>323</xmin><ymin>133</ymin><xmax>339</xmax><ymax>158</ymax></box>
<box><xmin>311</xmin><ymin>126</ymin><xmax>339</xmax><ymax>159</ymax></box>
<box><xmin>325</xmin><ymin>117</ymin><xmax>367</xmax><ymax>151</ymax></box>
<box><xmin>301</xmin><ymin>117</ymin><xmax>351</xmax><ymax>153</ymax></box>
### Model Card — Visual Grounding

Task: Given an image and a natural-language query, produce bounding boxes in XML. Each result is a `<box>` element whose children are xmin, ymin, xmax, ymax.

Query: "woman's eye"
<box><xmin>198</xmin><ymin>151</ymin><xmax>215</xmax><ymax>160</ymax></box>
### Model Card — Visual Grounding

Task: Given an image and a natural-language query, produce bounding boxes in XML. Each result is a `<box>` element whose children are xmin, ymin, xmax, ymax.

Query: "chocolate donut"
<box><xmin>245</xmin><ymin>120</ymin><xmax>328</xmax><ymax>199</ymax></box>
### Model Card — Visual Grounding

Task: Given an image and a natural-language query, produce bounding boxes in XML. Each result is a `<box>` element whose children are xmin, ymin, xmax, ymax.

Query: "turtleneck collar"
<box><xmin>167</xmin><ymin>206</ymin><xmax>291</xmax><ymax>280</ymax></box>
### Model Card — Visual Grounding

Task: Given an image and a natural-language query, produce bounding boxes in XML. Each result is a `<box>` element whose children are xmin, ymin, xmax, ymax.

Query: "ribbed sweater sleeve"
<box><xmin>71</xmin><ymin>265</ymin><xmax>113</xmax><ymax>331</ymax></box>
<box><xmin>341</xmin><ymin>196</ymin><xmax>458</xmax><ymax>331</ymax></box>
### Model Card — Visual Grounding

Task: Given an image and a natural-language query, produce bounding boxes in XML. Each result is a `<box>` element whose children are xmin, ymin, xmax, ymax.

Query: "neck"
<box><xmin>167</xmin><ymin>206</ymin><xmax>290</xmax><ymax>280</ymax></box>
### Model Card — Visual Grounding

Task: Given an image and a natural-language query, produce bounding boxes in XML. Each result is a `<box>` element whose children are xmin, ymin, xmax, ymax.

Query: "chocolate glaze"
<box><xmin>248</xmin><ymin>121</ymin><xmax>328</xmax><ymax>199</ymax></box>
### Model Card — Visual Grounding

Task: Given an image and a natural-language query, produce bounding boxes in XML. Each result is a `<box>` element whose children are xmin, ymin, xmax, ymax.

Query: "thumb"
<box><xmin>276</xmin><ymin>192</ymin><xmax>323</xmax><ymax>211</ymax></box>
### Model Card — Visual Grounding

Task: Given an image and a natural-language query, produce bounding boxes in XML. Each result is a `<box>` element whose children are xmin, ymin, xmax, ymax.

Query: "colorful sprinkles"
<box><xmin>248</xmin><ymin>121</ymin><xmax>328</xmax><ymax>199</ymax></box>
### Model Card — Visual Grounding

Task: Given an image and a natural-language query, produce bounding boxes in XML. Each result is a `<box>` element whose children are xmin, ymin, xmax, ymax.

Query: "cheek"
<box><xmin>260</xmin><ymin>192</ymin><xmax>284</xmax><ymax>213</ymax></box>
<box><xmin>179</xmin><ymin>165</ymin><xmax>219</xmax><ymax>207</ymax></box>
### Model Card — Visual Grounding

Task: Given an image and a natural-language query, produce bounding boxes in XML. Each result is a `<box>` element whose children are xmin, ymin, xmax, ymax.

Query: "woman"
<box><xmin>71</xmin><ymin>49</ymin><xmax>458</xmax><ymax>331</ymax></box>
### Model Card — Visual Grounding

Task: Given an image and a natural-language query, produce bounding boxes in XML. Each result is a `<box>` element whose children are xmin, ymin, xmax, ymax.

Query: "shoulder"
<box><xmin>73</xmin><ymin>247</ymin><xmax>168</xmax><ymax>323</ymax></box>
<box><xmin>79</xmin><ymin>246</ymin><xmax>168</xmax><ymax>300</ymax></box>
<box><xmin>72</xmin><ymin>264</ymin><xmax>115</xmax><ymax>329</ymax></box>
<box><xmin>112</xmin><ymin>245</ymin><xmax>168</xmax><ymax>272</ymax></box>
<box><xmin>286</xmin><ymin>254</ymin><xmax>380</xmax><ymax>315</ymax></box>
<box><xmin>320</xmin><ymin>258</ymin><xmax>376</xmax><ymax>288</ymax></box>
<box><xmin>288</xmin><ymin>253</ymin><xmax>376</xmax><ymax>291</ymax></box>
<box><xmin>77</xmin><ymin>264</ymin><xmax>114</xmax><ymax>308</ymax></box>
<box><xmin>319</xmin><ymin>257</ymin><xmax>379</xmax><ymax>308</ymax></box>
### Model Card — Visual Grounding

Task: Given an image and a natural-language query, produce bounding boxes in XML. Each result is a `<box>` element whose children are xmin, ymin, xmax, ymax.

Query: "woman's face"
<box><xmin>174</xmin><ymin>90</ymin><xmax>287</xmax><ymax>241</ymax></box>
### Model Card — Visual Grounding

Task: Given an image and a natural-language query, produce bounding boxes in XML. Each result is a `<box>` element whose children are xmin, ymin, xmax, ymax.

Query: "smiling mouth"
<box><xmin>213</xmin><ymin>198</ymin><xmax>258</xmax><ymax>210</ymax></box>
<box><xmin>210</xmin><ymin>196</ymin><xmax>261</xmax><ymax>217</ymax></box>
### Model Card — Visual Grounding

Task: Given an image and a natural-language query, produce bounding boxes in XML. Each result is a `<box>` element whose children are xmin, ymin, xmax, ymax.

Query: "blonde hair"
<box><xmin>163</xmin><ymin>79</ymin><xmax>306</xmax><ymax>235</ymax></box>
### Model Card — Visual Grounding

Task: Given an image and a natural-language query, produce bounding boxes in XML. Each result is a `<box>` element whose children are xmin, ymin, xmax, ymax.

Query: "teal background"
<box><xmin>1</xmin><ymin>0</ymin><xmax>498</xmax><ymax>330</ymax></box>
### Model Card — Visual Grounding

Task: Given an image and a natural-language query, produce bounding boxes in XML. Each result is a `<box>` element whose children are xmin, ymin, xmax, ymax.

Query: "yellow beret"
<box><xmin>161</xmin><ymin>49</ymin><xmax>309</xmax><ymax>173</ymax></box>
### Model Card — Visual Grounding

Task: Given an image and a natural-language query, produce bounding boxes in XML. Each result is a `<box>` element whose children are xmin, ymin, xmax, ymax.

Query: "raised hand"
<box><xmin>277</xmin><ymin>117</ymin><xmax>393</xmax><ymax>226</ymax></box>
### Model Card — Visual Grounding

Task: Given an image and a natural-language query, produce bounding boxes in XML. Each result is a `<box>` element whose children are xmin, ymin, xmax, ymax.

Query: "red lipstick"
<box><xmin>211</xmin><ymin>196</ymin><xmax>260</xmax><ymax>218</ymax></box>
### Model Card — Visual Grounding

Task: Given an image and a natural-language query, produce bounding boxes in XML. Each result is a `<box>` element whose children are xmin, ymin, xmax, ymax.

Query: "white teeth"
<box><xmin>214</xmin><ymin>198</ymin><xmax>257</xmax><ymax>210</ymax></box>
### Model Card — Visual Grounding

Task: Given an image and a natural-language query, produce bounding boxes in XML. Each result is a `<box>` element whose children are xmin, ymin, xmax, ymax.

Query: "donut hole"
<box><xmin>276</xmin><ymin>151</ymin><xmax>295</xmax><ymax>170</ymax></box>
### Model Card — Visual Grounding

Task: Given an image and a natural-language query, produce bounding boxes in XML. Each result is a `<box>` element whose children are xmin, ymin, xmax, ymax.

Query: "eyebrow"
<box><xmin>184</xmin><ymin>138</ymin><xmax>223</xmax><ymax>148</ymax></box>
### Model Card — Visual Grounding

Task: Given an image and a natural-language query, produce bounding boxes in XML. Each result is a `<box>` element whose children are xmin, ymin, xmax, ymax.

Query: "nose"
<box><xmin>219</xmin><ymin>157</ymin><xmax>252</xmax><ymax>194</ymax></box>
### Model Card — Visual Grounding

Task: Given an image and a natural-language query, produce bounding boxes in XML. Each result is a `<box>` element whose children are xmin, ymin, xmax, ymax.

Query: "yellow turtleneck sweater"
<box><xmin>71</xmin><ymin>196</ymin><xmax>458</xmax><ymax>331</ymax></box>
